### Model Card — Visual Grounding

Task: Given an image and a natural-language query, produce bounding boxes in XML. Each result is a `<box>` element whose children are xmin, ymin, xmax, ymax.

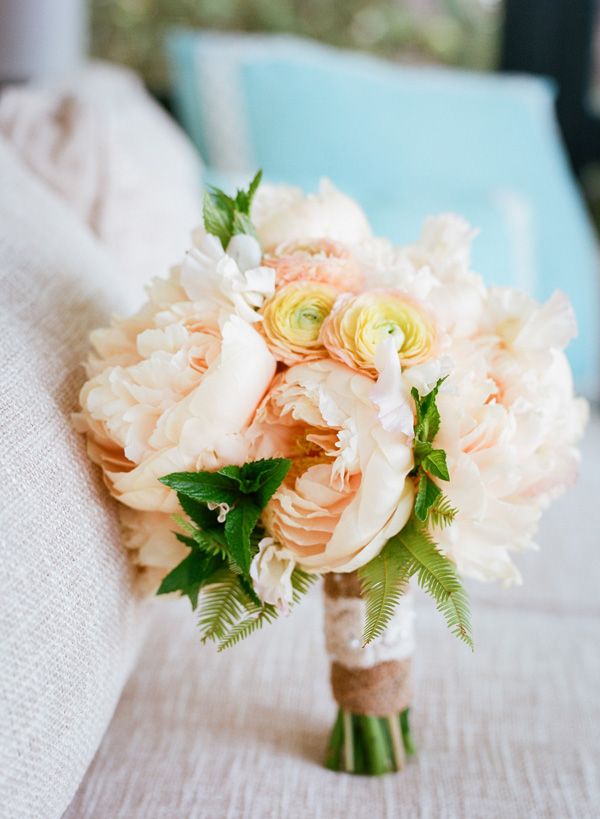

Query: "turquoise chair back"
<box><xmin>168</xmin><ymin>30</ymin><xmax>599</xmax><ymax>397</ymax></box>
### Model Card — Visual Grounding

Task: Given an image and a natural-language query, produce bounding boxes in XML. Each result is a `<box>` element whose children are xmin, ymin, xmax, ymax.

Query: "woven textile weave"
<box><xmin>0</xmin><ymin>138</ymin><xmax>145</xmax><ymax>819</ymax></box>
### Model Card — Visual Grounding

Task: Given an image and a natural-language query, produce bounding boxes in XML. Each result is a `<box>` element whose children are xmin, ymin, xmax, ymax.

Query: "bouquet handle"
<box><xmin>323</xmin><ymin>573</ymin><xmax>416</xmax><ymax>775</ymax></box>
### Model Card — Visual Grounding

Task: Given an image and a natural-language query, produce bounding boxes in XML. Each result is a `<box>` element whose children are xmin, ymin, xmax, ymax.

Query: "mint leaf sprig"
<box><xmin>203</xmin><ymin>170</ymin><xmax>262</xmax><ymax>249</ymax></box>
<box><xmin>410</xmin><ymin>378</ymin><xmax>457</xmax><ymax>525</ymax></box>
<box><xmin>155</xmin><ymin>458</ymin><xmax>315</xmax><ymax>650</ymax></box>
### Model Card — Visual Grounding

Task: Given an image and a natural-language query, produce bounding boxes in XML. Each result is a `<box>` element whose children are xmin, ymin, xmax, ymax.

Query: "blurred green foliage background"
<box><xmin>91</xmin><ymin>0</ymin><xmax>504</xmax><ymax>93</ymax></box>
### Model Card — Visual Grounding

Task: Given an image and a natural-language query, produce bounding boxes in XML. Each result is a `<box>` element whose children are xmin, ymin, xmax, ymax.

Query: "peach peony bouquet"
<box><xmin>75</xmin><ymin>173</ymin><xmax>587</xmax><ymax>775</ymax></box>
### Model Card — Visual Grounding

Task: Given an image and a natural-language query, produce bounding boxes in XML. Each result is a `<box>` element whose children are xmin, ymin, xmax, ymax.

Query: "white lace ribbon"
<box><xmin>324</xmin><ymin>592</ymin><xmax>415</xmax><ymax>670</ymax></box>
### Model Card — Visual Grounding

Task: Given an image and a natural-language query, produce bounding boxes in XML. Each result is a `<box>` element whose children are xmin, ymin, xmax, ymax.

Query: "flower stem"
<box><xmin>387</xmin><ymin>714</ymin><xmax>406</xmax><ymax>770</ymax></box>
<box><xmin>325</xmin><ymin>708</ymin><xmax>344</xmax><ymax>771</ymax></box>
<box><xmin>359</xmin><ymin>715</ymin><xmax>394</xmax><ymax>775</ymax></box>
<box><xmin>400</xmin><ymin>708</ymin><xmax>417</xmax><ymax>756</ymax></box>
<box><xmin>343</xmin><ymin>710</ymin><xmax>355</xmax><ymax>772</ymax></box>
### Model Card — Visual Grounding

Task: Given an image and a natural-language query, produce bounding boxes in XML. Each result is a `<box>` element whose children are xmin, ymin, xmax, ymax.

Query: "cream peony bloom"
<box><xmin>252</xmin><ymin>179</ymin><xmax>372</xmax><ymax>249</ymax></box>
<box><xmin>75</xmin><ymin>266</ymin><xmax>277</xmax><ymax>515</ymax></box>
<box><xmin>321</xmin><ymin>290</ymin><xmax>438</xmax><ymax>376</ymax></box>
<box><xmin>250</xmin><ymin>537</ymin><xmax>296</xmax><ymax>614</ymax></box>
<box><xmin>260</xmin><ymin>281</ymin><xmax>338</xmax><ymax>365</ymax></box>
<box><xmin>249</xmin><ymin>358</ymin><xmax>414</xmax><ymax>573</ymax></box>
<box><xmin>430</xmin><ymin>287</ymin><xmax>587</xmax><ymax>584</ymax></box>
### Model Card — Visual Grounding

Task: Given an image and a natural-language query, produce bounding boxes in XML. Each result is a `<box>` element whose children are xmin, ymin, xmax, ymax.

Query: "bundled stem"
<box><xmin>325</xmin><ymin>708</ymin><xmax>416</xmax><ymax>775</ymax></box>
<box><xmin>323</xmin><ymin>572</ymin><xmax>416</xmax><ymax>775</ymax></box>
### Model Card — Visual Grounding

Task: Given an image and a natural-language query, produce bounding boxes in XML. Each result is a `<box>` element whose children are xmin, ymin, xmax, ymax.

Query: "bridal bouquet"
<box><xmin>75</xmin><ymin>173</ymin><xmax>586</xmax><ymax>776</ymax></box>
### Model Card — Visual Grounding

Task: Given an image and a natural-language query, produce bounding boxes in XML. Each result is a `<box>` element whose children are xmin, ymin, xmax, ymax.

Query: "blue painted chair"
<box><xmin>167</xmin><ymin>30</ymin><xmax>599</xmax><ymax>397</ymax></box>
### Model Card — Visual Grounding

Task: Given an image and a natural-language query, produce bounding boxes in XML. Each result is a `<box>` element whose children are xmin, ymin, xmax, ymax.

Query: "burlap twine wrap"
<box><xmin>324</xmin><ymin>573</ymin><xmax>413</xmax><ymax>716</ymax></box>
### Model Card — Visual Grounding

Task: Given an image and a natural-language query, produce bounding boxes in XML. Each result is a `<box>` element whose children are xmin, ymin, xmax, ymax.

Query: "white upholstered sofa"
<box><xmin>1</xmin><ymin>63</ymin><xmax>598</xmax><ymax>819</ymax></box>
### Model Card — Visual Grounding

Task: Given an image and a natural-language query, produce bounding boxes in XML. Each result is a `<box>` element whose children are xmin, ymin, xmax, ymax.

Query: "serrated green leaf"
<box><xmin>412</xmin><ymin>377</ymin><xmax>446</xmax><ymax>443</ymax></box>
<box><xmin>203</xmin><ymin>190</ymin><xmax>233</xmax><ymax>247</ymax></box>
<box><xmin>160</xmin><ymin>471</ymin><xmax>239</xmax><ymax>506</ymax></box>
<box><xmin>243</xmin><ymin>458</ymin><xmax>291</xmax><ymax>507</ymax></box>
<box><xmin>224</xmin><ymin>497</ymin><xmax>262</xmax><ymax>575</ymax></box>
<box><xmin>422</xmin><ymin>449</ymin><xmax>450</xmax><ymax>481</ymax></box>
<box><xmin>176</xmin><ymin>492</ymin><xmax>220</xmax><ymax>530</ymax></box>
<box><xmin>220</xmin><ymin>458</ymin><xmax>291</xmax><ymax>506</ymax></box>
<box><xmin>414</xmin><ymin>473</ymin><xmax>441</xmax><ymax>521</ymax></box>
<box><xmin>231</xmin><ymin>211</ymin><xmax>257</xmax><ymax>239</ymax></box>
<box><xmin>157</xmin><ymin>550</ymin><xmax>223</xmax><ymax>609</ymax></box>
<box><xmin>413</xmin><ymin>440</ymin><xmax>432</xmax><ymax>464</ymax></box>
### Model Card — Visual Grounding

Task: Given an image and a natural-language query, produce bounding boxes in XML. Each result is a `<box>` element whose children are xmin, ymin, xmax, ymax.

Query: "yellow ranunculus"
<box><xmin>261</xmin><ymin>281</ymin><xmax>338</xmax><ymax>365</ymax></box>
<box><xmin>320</xmin><ymin>290</ymin><xmax>437</xmax><ymax>374</ymax></box>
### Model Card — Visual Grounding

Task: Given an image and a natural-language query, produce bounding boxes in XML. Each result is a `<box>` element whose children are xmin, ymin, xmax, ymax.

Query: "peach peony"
<box><xmin>74</xmin><ymin>265</ymin><xmax>277</xmax><ymax>516</ymax></box>
<box><xmin>248</xmin><ymin>358</ymin><xmax>414</xmax><ymax>573</ymax></box>
<box><xmin>263</xmin><ymin>238</ymin><xmax>364</xmax><ymax>292</ymax></box>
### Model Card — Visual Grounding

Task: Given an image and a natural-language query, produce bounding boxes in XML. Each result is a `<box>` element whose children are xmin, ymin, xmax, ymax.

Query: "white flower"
<box><xmin>181</xmin><ymin>231</ymin><xmax>275</xmax><ymax>323</ymax></box>
<box><xmin>250</xmin><ymin>537</ymin><xmax>296</xmax><ymax>614</ymax></box>
<box><xmin>369</xmin><ymin>336</ymin><xmax>414</xmax><ymax>437</ymax></box>
<box><xmin>252</xmin><ymin>179</ymin><xmax>372</xmax><ymax>248</ymax></box>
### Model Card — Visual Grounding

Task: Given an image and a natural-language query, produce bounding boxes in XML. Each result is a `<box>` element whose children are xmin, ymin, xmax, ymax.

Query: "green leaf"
<box><xmin>224</xmin><ymin>497</ymin><xmax>262</xmax><ymax>575</ymax></box>
<box><xmin>202</xmin><ymin>171</ymin><xmax>262</xmax><ymax>248</ymax></box>
<box><xmin>414</xmin><ymin>473</ymin><xmax>441</xmax><ymax>521</ymax></box>
<box><xmin>243</xmin><ymin>458</ymin><xmax>291</xmax><ymax>507</ymax></box>
<box><xmin>231</xmin><ymin>211</ymin><xmax>257</xmax><ymax>239</ymax></box>
<box><xmin>176</xmin><ymin>492</ymin><xmax>220</xmax><ymax>530</ymax></box>
<box><xmin>160</xmin><ymin>471</ymin><xmax>239</xmax><ymax>506</ymax></box>
<box><xmin>203</xmin><ymin>189</ymin><xmax>233</xmax><ymax>247</ymax></box>
<box><xmin>219</xmin><ymin>458</ymin><xmax>291</xmax><ymax>506</ymax></box>
<box><xmin>428</xmin><ymin>494</ymin><xmax>458</xmax><ymax>530</ymax></box>
<box><xmin>358</xmin><ymin>542</ymin><xmax>413</xmax><ymax>645</ymax></box>
<box><xmin>422</xmin><ymin>449</ymin><xmax>450</xmax><ymax>481</ymax></box>
<box><xmin>391</xmin><ymin>520</ymin><xmax>473</xmax><ymax>649</ymax></box>
<box><xmin>157</xmin><ymin>550</ymin><xmax>223</xmax><ymax>610</ymax></box>
<box><xmin>411</xmin><ymin>377</ymin><xmax>446</xmax><ymax>443</ymax></box>
<box><xmin>413</xmin><ymin>440</ymin><xmax>432</xmax><ymax>464</ymax></box>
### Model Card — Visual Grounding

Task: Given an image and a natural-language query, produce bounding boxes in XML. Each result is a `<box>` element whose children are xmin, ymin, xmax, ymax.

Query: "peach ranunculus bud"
<box><xmin>263</xmin><ymin>238</ymin><xmax>364</xmax><ymax>292</ymax></box>
<box><xmin>321</xmin><ymin>290</ymin><xmax>438</xmax><ymax>376</ymax></box>
<box><xmin>260</xmin><ymin>280</ymin><xmax>339</xmax><ymax>365</ymax></box>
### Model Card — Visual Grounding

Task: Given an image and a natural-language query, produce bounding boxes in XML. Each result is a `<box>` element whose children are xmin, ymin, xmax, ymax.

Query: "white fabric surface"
<box><xmin>0</xmin><ymin>137</ymin><xmax>148</xmax><ymax>819</ymax></box>
<box><xmin>0</xmin><ymin>61</ymin><xmax>202</xmax><ymax>305</ymax></box>
<box><xmin>64</xmin><ymin>419</ymin><xmax>600</xmax><ymax>818</ymax></box>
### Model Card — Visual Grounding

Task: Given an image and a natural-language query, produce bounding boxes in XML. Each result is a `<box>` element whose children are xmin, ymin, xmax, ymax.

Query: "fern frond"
<box><xmin>215</xmin><ymin>568</ymin><xmax>315</xmax><ymax>651</ymax></box>
<box><xmin>394</xmin><ymin>521</ymin><xmax>473</xmax><ymax>649</ymax></box>
<box><xmin>428</xmin><ymin>494</ymin><xmax>458</xmax><ymax>530</ymax></box>
<box><xmin>358</xmin><ymin>543</ymin><xmax>412</xmax><ymax>646</ymax></box>
<box><xmin>291</xmin><ymin>569</ymin><xmax>317</xmax><ymax>599</ymax></box>
<box><xmin>197</xmin><ymin>569</ymin><xmax>250</xmax><ymax>643</ymax></box>
<box><xmin>217</xmin><ymin>604</ymin><xmax>278</xmax><ymax>651</ymax></box>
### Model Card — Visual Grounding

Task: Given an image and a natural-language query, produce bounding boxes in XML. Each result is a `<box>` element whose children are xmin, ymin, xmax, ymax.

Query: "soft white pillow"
<box><xmin>0</xmin><ymin>136</ymin><xmax>147</xmax><ymax>819</ymax></box>
<box><xmin>0</xmin><ymin>61</ymin><xmax>202</xmax><ymax>306</ymax></box>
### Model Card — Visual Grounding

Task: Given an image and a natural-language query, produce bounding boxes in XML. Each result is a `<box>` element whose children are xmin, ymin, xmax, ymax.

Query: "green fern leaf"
<box><xmin>197</xmin><ymin>569</ymin><xmax>250</xmax><ymax>643</ymax></box>
<box><xmin>216</xmin><ymin>568</ymin><xmax>316</xmax><ymax>651</ymax></box>
<box><xmin>392</xmin><ymin>521</ymin><xmax>473</xmax><ymax>649</ymax></box>
<box><xmin>216</xmin><ymin>604</ymin><xmax>278</xmax><ymax>652</ymax></box>
<box><xmin>358</xmin><ymin>543</ymin><xmax>413</xmax><ymax>646</ymax></box>
<box><xmin>428</xmin><ymin>494</ymin><xmax>458</xmax><ymax>530</ymax></box>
